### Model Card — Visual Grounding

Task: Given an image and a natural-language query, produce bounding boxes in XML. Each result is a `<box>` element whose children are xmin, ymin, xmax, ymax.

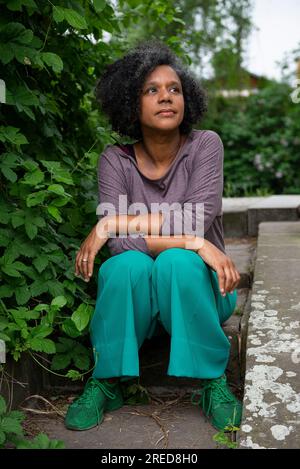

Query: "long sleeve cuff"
<box><xmin>107</xmin><ymin>234</ymin><xmax>153</xmax><ymax>258</ymax></box>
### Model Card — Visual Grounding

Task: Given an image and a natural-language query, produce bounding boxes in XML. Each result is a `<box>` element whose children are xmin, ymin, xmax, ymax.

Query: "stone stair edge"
<box><xmin>237</xmin><ymin>220</ymin><xmax>300</xmax><ymax>449</ymax></box>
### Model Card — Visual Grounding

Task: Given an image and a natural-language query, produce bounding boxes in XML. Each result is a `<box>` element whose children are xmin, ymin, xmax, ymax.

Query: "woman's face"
<box><xmin>139</xmin><ymin>65</ymin><xmax>185</xmax><ymax>134</ymax></box>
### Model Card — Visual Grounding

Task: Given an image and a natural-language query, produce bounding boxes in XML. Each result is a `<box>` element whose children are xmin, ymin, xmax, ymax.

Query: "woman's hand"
<box><xmin>197</xmin><ymin>239</ymin><xmax>240</xmax><ymax>296</ymax></box>
<box><xmin>75</xmin><ymin>222</ymin><xmax>108</xmax><ymax>282</ymax></box>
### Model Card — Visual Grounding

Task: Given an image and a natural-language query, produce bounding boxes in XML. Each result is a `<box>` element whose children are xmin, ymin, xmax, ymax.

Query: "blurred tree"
<box><xmin>111</xmin><ymin>0</ymin><xmax>253</xmax><ymax>86</ymax></box>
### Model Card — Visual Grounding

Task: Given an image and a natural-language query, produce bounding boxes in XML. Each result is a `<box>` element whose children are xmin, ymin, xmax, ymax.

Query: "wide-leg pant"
<box><xmin>90</xmin><ymin>248</ymin><xmax>237</xmax><ymax>380</ymax></box>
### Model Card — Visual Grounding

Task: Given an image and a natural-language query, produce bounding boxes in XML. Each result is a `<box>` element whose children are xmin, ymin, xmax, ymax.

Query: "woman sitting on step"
<box><xmin>65</xmin><ymin>40</ymin><xmax>242</xmax><ymax>433</ymax></box>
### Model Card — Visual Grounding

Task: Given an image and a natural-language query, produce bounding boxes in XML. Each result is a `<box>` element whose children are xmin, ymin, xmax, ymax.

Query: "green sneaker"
<box><xmin>191</xmin><ymin>374</ymin><xmax>242</xmax><ymax>431</ymax></box>
<box><xmin>65</xmin><ymin>377</ymin><xmax>123</xmax><ymax>431</ymax></box>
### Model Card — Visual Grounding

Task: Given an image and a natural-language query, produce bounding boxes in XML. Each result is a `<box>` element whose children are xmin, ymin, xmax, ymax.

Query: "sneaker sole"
<box><xmin>65</xmin><ymin>413</ymin><xmax>104</xmax><ymax>431</ymax></box>
<box><xmin>65</xmin><ymin>402</ymin><xmax>124</xmax><ymax>431</ymax></box>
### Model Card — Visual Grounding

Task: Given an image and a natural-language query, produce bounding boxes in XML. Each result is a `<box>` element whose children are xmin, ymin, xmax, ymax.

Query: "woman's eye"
<box><xmin>144</xmin><ymin>86</ymin><xmax>180</xmax><ymax>94</ymax></box>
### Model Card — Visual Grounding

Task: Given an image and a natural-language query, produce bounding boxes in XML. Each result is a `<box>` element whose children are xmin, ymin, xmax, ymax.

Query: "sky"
<box><xmin>246</xmin><ymin>0</ymin><xmax>300</xmax><ymax>81</ymax></box>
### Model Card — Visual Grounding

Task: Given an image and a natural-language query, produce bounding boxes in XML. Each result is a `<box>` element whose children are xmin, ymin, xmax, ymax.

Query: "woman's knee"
<box><xmin>99</xmin><ymin>250</ymin><xmax>153</xmax><ymax>282</ymax></box>
<box><xmin>154</xmin><ymin>247</ymin><xmax>207</xmax><ymax>274</ymax></box>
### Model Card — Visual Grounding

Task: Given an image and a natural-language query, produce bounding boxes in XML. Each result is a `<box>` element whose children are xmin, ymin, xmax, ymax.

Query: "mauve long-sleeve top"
<box><xmin>97</xmin><ymin>129</ymin><xmax>225</xmax><ymax>258</ymax></box>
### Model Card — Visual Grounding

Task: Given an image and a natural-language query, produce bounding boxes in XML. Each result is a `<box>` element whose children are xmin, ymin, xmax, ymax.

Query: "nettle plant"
<box><xmin>0</xmin><ymin>0</ymin><xmax>122</xmax><ymax>381</ymax></box>
<box><xmin>0</xmin><ymin>395</ymin><xmax>65</xmax><ymax>448</ymax></box>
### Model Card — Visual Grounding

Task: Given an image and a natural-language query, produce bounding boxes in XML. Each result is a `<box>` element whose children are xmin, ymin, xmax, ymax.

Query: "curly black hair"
<box><xmin>95</xmin><ymin>40</ymin><xmax>207</xmax><ymax>140</ymax></box>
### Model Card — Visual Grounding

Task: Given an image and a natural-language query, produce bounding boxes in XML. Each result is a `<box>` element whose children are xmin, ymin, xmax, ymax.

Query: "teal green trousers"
<box><xmin>90</xmin><ymin>248</ymin><xmax>237</xmax><ymax>380</ymax></box>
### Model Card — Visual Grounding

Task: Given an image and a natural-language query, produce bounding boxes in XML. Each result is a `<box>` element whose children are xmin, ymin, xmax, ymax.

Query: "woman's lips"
<box><xmin>157</xmin><ymin>110</ymin><xmax>176</xmax><ymax>117</ymax></box>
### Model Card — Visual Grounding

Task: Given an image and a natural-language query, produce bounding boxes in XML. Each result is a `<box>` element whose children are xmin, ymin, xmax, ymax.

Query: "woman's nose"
<box><xmin>158</xmin><ymin>88</ymin><xmax>172</xmax><ymax>102</ymax></box>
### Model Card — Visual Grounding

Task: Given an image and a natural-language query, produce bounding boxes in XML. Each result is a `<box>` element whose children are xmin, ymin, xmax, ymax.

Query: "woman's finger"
<box><xmin>233</xmin><ymin>268</ymin><xmax>241</xmax><ymax>290</ymax></box>
<box><xmin>87</xmin><ymin>252</ymin><xmax>96</xmax><ymax>278</ymax></box>
<box><xmin>228</xmin><ymin>266</ymin><xmax>238</xmax><ymax>293</ymax></box>
<box><xmin>81</xmin><ymin>251</ymin><xmax>90</xmax><ymax>281</ymax></box>
<box><xmin>223</xmin><ymin>264</ymin><xmax>233</xmax><ymax>293</ymax></box>
<box><xmin>75</xmin><ymin>250</ymin><xmax>81</xmax><ymax>276</ymax></box>
<box><xmin>216</xmin><ymin>266</ymin><xmax>226</xmax><ymax>296</ymax></box>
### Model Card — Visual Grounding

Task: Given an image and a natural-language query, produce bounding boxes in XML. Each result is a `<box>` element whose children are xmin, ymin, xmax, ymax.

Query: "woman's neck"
<box><xmin>139</xmin><ymin>129</ymin><xmax>183</xmax><ymax>167</ymax></box>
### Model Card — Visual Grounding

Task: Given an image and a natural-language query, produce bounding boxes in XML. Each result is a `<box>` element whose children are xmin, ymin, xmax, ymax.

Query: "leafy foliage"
<box><xmin>203</xmin><ymin>82</ymin><xmax>300</xmax><ymax>196</ymax></box>
<box><xmin>212</xmin><ymin>424</ymin><xmax>239</xmax><ymax>449</ymax></box>
<box><xmin>121</xmin><ymin>380</ymin><xmax>150</xmax><ymax>405</ymax></box>
<box><xmin>0</xmin><ymin>395</ymin><xmax>64</xmax><ymax>448</ymax></box>
<box><xmin>0</xmin><ymin>1</ymin><xmax>189</xmax><ymax>379</ymax></box>
<box><xmin>0</xmin><ymin>0</ymin><xmax>121</xmax><ymax>376</ymax></box>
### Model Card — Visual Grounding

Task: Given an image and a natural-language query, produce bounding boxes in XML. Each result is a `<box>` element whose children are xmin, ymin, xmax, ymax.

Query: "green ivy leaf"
<box><xmin>65</xmin><ymin>369</ymin><xmax>82</xmax><ymax>381</ymax></box>
<box><xmin>71</xmin><ymin>303</ymin><xmax>93</xmax><ymax>332</ymax></box>
<box><xmin>22</xmin><ymin>159</ymin><xmax>38</xmax><ymax>172</ymax></box>
<box><xmin>32</xmin><ymin>216</ymin><xmax>45</xmax><ymax>228</ymax></box>
<box><xmin>47</xmin><ymin>439</ymin><xmax>65</xmax><ymax>449</ymax></box>
<box><xmin>55</xmin><ymin>337</ymin><xmax>75</xmax><ymax>353</ymax></box>
<box><xmin>51</xmin><ymin>296</ymin><xmax>67</xmax><ymax>308</ymax></box>
<box><xmin>6</xmin><ymin>0</ymin><xmax>37</xmax><ymax>13</ymax></box>
<box><xmin>52</xmin><ymin>6</ymin><xmax>65</xmax><ymax>23</ymax></box>
<box><xmin>0</xmin><ymin>396</ymin><xmax>7</xmax><ymax>415</ymax></box>
<box><xmin>1</xmin><ymin>416</ymin><xmax>24</xmax><ymax>435</ymax></box>
<box><xmin>2</xmin><ymin>248</ymin><xmax>20</xmax><ymax>264</ymax></box>
<box><xmin>0</xmin><ymin>44</ymin><xmax>14</xmax><ymax>64</ymax></box>
<box><xmin>73</xmin><ymin>353</ymin><xmax>90</xmax><ymax>371</ymax></box>
<box><xmin>64</xmin><ymin>9</ymin><xmax>87</xmax><ymax>29</ymax></box>
<box><xmin>0</xmin><ymin>429</ymin><xmax>5</xmax><ymax>446</ymax></box>
<box><xmin>26</xmin><ymin>190</ymin><xmax>46</xmax><ymax>207</ymax></box>
<box><xmin>33</xmin><ymin>255</ymin><xmax>48</xmax><ymax>273</ymax></box>
<box><xmin>9</xmin><ymin>307</ymin><xmax>39</xmax><ymax>321</ymax></box>
<box><xmin>0</xmin><ymin>332</ymin><xmax>11</xmax><ymax>341</ymax></box>
<box><xmin>47</xmin><ymin>206</ymin><xmax>62</xmax><ymax>222</ymax></box>
<box><xmin>15</xmin><ymin>286</ymin><xmax>31</xmax><ymax>305</ymax></box>
<box><xmin>25</xmin><ymin>221</ymin><xmax>37</xmax><ymax>239</ymax></box>
<box><xmin>30</xmin><ymin>279</ymin><xmax>49</xmax><ymax>296</ymax></box>
<box><xmin>11</xmin><ymin>261</ymin><xmax>27</xmax><ymax>271</ymax></box>
<box><xmin>62</xmin><ymin>318</ymin><xmax>81</xmax><ymax>338</ymax></box>
<box><xmin>0</xmin><ymin>126</ymin><xmax>28</xmax><ymax>145</ymax></box>
<box><xmin>0</xmin><ymin>22</ymin><xmax>32</xmax><ymax>45</ymax></box>
<box><xmin>41</xmin><ymin>160</ymin><xmax>74</xmax><ymax>185</ymax></box>
<box><xmin>47</xmin><ymin>280</ymin><xmax>64</xmax><ymax>297</ymax></box>
<box><xmin>28</xmin><ymin>337</ymin><xmax>56</xmax><ymax>354</ymax></box>
<box><xmin>21</xmin><ymin>327</ymin><xmax>29</xmax><ymax>339</ymax></box>
<box><xmin>6</xmin><ymin>85</ymin><xmax>39</xmax><ymax>108</ymax></box>
<box><xmin>33</xmin><ymin>304</ymin><xmax>49</xmax><ymax>313</ymax></box>
<box><xmin>22</xmin><ymin>169</ymin><xmax>44</xmax><ymax>185</ymax></box>
<box><xmin>0</xmin><ymin>285</ymin><xmax>14</xmax><ymax>298</ymax></box>
<box><xmin>29</xmin><ymin>433</ymin><xmax>52</xmax><ymax>449</ymax></box>
<box><xmin>31</xmin><ymin>325</ymin><xmax>53</xmax><ymax>339</ymax></box>
<box><xmin>1</xmin><ymin>264</ymin><xmax>21</xmax><ymax>277</ymax></box>
<box><xmin>11</xmin><ymin>212</ymin><xmax>25</xmax><ymax>228</ymax></box>
<box><xmin>0</xmin><ymin>230</ymin><xmax>10</xmax><ymax>247</ymax></box>
<box><xmin>41</xmin><ymin>52</ymin><xmax>63</xmax><ymax>74</ymax></box>
<box><xmin>47</xmin><ymin>184</ymin><xmax>66</xmax><ymax>196</ymax></box>
<box><xmin>94</xmin><ymin>0</ymin><xmax>107</xmax><ymax>13</ymax></box>
<box><xmin>51</xmin><ymin>197</ymin><xmax>70</xmax><ymax>208</ymax></box>
<box><xmin>51</xmin><ymin>353</ymin><xmax>71</xmax><ymax>371</ymax></box>
<box><xmin>1</xmin><ymin>166</ymin><xmax>17</xmax><ymax>182</ymax></box>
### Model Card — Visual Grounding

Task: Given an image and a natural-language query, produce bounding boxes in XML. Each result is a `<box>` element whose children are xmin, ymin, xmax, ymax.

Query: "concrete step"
<box><xmin>23</xmin><ymin>400</ymin><xmax>221</xmax><ymax>449</ymax></box>
<box><xmin>223</xmin><ymin>197</ymin><xmax>265</xmax><ymax>237</ymax></box>
<box><xmin>223</xmin><ymin>196</ymin><xmax>300</xmax><ymax>237</ymax></box>
<box><xmin>238</xmin><ymin>221</ymin><xmax>300</xmax><ymax>449</ymax></box>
